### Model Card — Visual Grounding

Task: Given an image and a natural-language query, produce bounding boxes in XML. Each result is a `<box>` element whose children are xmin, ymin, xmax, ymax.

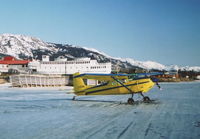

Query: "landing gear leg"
<box><xmin>127</xmin><ymin>93</ymin><xmax>134</xmax><ymax>104</ymax></box>
<box><xmin>156</xmin><ymin>82</ymin><xmax>161</xmax><ymax>90</ymax></box>
<box><xmin>140</xmin><ymin>93</ymin><xmax>150</xmax><ymax>102</ymax></box>
<box><xmin>72</xmin><ymin>96</ymin><xmax>76</xmax><ymax>100</ymax></box>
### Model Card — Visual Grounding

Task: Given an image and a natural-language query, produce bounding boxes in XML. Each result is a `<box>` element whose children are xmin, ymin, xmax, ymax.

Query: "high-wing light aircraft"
<box><xmin>72</xmin><ymin>72</ymin><xmax>162</xmax><ymax>104</ymax></box>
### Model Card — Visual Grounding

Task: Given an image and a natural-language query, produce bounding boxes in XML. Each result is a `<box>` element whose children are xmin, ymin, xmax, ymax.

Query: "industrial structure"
<box><xmin>10</xmin><ymin>74</ymin><xmax>68</xmax><ymax>87</ymax></box>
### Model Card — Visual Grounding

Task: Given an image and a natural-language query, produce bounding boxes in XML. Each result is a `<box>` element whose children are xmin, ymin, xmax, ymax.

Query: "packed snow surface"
<box><xmin>0</xmin><ymin>82</ymin><xmax>200</xmax><ymax>139</ymax></box>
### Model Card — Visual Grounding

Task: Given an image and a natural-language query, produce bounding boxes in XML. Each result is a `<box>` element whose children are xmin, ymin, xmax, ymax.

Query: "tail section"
<box><xmin>73</xmin><ymin>72</ymin><xmax>86</xmax><ymax>94</ymax></box>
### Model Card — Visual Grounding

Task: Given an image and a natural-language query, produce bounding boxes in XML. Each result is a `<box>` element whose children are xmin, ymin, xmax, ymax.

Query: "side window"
<box><xmin>111</xmin><ymin>81</ymin><xmax>118</xmax><ymax>85</ymax></box>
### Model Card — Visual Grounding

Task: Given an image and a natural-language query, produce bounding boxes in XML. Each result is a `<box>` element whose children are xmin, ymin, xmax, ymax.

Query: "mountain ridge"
<box><xmin>0</xmin><ymin>33</ymin><xmax>200</xmax><ymax>72</ymax></box>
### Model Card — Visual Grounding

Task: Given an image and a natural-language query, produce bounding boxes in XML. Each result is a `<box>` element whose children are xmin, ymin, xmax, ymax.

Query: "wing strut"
<box><xmin>111</xmin><ymin>76</ymin><xmax>135</xmax><ymax>104</ymax></box>
<box><xmin>111</xmin><ymin>76</ymin><xmax>133</xmax><ymax>94</ymax></box>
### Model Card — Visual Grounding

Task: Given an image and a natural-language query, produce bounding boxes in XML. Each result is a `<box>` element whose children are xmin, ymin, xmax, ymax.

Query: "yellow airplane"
<box><xmin>73</xmin><ymin>72</ymin><xmax>160</xmax><ymax>104</ymax></box>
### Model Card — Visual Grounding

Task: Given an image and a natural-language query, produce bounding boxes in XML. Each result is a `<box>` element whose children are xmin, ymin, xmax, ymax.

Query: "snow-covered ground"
<box><xmin>0</xmin><ymin>82</ymin><xmax>200</xmax><ymax>139</ymax></box>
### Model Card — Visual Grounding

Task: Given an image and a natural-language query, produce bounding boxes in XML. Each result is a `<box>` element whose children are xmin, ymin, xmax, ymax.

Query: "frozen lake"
<box><xmin>0</xmin><ymin>82</ymin><xmax>200</xmax><ymax>139</ymax></box>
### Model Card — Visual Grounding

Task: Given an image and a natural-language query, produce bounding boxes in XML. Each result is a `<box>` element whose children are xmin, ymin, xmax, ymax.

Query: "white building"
<box><xmin>0</xmin><ymin>64</ymin><xmax>9</xmax><ymax>73</ymax></box>
<box><xmin>29</xmin><ymin>56</ymin><xmax>111</xmax><ymax>74</ymax></box>
<box><xmin>0</xmin><ymin>56</ymin><xmax>30</xmax><ymax>74</ymax></box>
<box><xmin>42</xmin><ymin>55</ymin><xmax>50</xmax><ymax>62</ymax></box>
<box><xmin>196</xmin><ymin>75</ymin><xmax>200</xmax><ymax>80</ymax></box>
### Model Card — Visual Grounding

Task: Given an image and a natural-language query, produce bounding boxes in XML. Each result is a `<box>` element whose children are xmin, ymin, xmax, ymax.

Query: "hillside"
<box><xmin>0</xmin><ymin>33</ymin><xmax>200</xmax><ymax>72</ymax></box>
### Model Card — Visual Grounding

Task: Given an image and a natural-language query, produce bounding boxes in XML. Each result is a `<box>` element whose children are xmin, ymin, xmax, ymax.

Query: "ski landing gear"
<box><xmin>140</xmin><ymin>93</ymin><xmax>151</xmax><ymax>102</ymax></box>
<box><xmin>127</xmin><ymin>93</ymin><xmax>134</xmax><ymax>104</ymax></box>
<box><xmin>72</xmin><ymin>96</ymin><xmax>76</xmax><ymax>100</ymax></box>
<box><xmin>127</xmin><ymin>93</ymin><xmax>151</xmax><ymax>104</ymax></box>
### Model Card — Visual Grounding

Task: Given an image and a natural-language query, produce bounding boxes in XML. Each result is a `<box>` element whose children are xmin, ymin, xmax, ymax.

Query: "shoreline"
<box><xmin>0</xmin><ymin>79</ymin><xmax>7</xmax><ymax>84</ymax></box>
<box><xmin>0</xmin><ymin>79</ymin><xmax>199</xmax><ymax>86</ymax></box>
<box><xmin>158</xmin><ymin>77</ymin><xmax>196</xmax><ymax>82</ymax></box>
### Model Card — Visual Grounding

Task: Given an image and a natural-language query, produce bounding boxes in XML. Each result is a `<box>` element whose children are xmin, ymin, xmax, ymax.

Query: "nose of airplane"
<box><xmin>150</xmin><ymin>77</ymin><xmax>159</xmax><ymax>82</ymax></box>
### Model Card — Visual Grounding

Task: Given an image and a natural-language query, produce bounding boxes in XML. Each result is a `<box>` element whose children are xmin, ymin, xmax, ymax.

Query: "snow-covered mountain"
<box><xmin>0</xmin><ymin>34</ymin><xmax>58</xmax><ymax>58</ymax></box>
<box><xmin>0</xmin><ymin>33</ymin><xmax>200</xmax><ymax>72</ymax></box>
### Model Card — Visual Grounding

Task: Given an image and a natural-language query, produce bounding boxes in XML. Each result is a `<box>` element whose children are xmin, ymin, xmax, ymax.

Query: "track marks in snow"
<box><xmin>144</xmin><ymin>123</ymin><xmax>166</xmax><ymax>139</ymax></box>
<box><xmin>194</xmin><ymin>121</ymin><xmax>200</xmax><ymax>127</ymax></box>
<box><xmin>145</xmin><ymin>123</ymin><xmax>152</xmax><ymax>136</ymax></box>
<box><xmin>117</xmin><ymin>121</ymin><xmax>134</xmax><ymax>139</ymax></box>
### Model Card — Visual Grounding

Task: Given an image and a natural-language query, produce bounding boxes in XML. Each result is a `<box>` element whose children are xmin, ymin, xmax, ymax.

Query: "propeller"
<box><xmin>150</xmin><ymin>77</ymin><xmax>162</xmax><ymax>90</ymax></box>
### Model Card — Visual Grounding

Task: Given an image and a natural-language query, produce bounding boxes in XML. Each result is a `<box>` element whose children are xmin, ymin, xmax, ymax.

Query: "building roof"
<box><xmin>0</xmin><ymin>56</ymin><xmax>30</xmax><ymax>65</ymax></box>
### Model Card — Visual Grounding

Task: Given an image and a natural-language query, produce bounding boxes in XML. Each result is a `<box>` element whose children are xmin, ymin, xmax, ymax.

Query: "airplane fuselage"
<box><xmin>74</xmin><ymin>77</ymin><xmax>154</xmax><ymax>96</ymax></box>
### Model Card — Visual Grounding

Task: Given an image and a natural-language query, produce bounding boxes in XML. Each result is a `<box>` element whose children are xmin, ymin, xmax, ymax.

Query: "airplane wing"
<box><xmin>73</xmin><ymin>73</ymin><xmax>129</xmax><ymax>81</ymax></box>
